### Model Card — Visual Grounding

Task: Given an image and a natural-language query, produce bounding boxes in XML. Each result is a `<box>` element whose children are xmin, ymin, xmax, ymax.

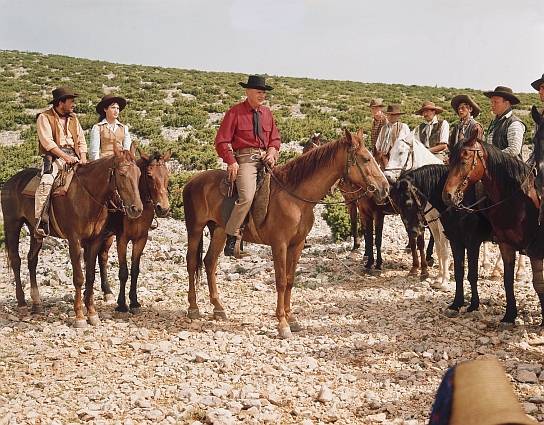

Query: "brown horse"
<box><xmin>1</xmin><ymin>144</ymin><xmax>143</xmax><ymax>327</ymax></box>
<box><xmin>442</xmin><ymin>137</ymin><xmax>544</xmax><ymax>324</ymax></box>
<box><xmin>98</xmin><ymin>150</ymin><xmax>171</xmax><ymax>314</ymax></box>
<box><xmin>183</xmin><ymin>129</ymin><xmax>389</xmax><ymax>338</ymax></box>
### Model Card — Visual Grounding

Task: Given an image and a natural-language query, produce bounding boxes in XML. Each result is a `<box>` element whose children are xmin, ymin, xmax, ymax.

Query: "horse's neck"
<box><xmin>413</xmin><ymin>142</ymin><xmax>441</xmax><ymax>167</ymax></box>
<box><xmin>75</xmin><ymin>159</ymin><xmax>113</xmax><ymax>202</ymax></box>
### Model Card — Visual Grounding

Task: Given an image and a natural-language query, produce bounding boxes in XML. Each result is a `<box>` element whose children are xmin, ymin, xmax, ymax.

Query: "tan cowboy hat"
<box><xmin>49</xmin><ymin>86</ymin><xmax>79</xmax><ymax>104</ymax></box>
<box><xmin>483</xmin><ymin>86</ymin><xmax>520</xmax><ymax>105</ymax></box>
<box><xmin>96</xmin><ymin>94</ymin><xmax>127</xmax><ymax>114</ymax></box>
<box><xmin>451</xmin><ymin>94</ymin><xmax>481</xmax><ymax>118</ymax></box>
<box><xmin>385</xmin><ymin>104</ymin><xmax>405</xmax><ymax>115</ymax></box>
<box><xmin>448</xmin><ymin>359</ymin><xmax>535</xmax><ymax>425</ymax></box>
<box><xmin>415</xmin><ymin>101</ymin><xmax>443</xmax><ymax>115</ymax></box>
<box><xmin>239</xmin><ymin>75</ymin><xmax>273</xmax><ymax>91</ymax></box>
<box><xmin>369</xmin><ymin>98</ymin><xmax>385</xmax><ymax>108</ymax></box>
<box><xmin>531</xmin><ymin>73</ymin><xmax>544</xmax><ymax>91</ymax></box>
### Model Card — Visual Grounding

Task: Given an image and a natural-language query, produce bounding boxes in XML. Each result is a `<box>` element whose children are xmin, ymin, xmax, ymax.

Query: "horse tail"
<box><xmin>195</xmin><ymin>234</ymin><xmax>204</xmax><ymax>284</ymax></box>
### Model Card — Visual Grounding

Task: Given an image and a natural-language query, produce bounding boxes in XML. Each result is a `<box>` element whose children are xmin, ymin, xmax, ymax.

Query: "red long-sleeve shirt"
<box><xmin>215</xmin><ymin>100</ymin><xmax>281</xmax><ymax>165</ymax></box>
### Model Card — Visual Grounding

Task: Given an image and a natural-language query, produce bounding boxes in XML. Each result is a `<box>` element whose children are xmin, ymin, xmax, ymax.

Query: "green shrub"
<box><xmin>321</xmin><ymin>191</ymin><xmax>352</xmax><ymax>242</ymax></box>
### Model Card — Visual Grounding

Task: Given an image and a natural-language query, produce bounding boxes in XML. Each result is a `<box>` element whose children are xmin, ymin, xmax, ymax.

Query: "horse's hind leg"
<box><xmin>27</xmin><ymin>236</ymin><xmax>44</xmax><ymax>314</ymax></box>
<box><xmin>498</xmin><ymin>243</ymin><xmax>517</xmax><ymax>323</ymax></box>
<box><xmin>515</xmin><ymin>253</ymin><xmax>528</xmax><ymax>281</ymax></box>
<box><xmin>5</xmin><ymin>222</ymin><xmax>30</xmax><ymax>314</ymax></box>
<box><xmin>83</xmin><ymin>240</ymin><xmax>103</xmax><ymax>326</ymax></box>
<box><xmin>204</xmin><ymin>226</ymin><xmax>227</xmax><ymax>320</ymax></box>
<box><xmin>115</xmin><ymin>237</ymin><xmax>130</xmax><ymax>314</ymax></box>
<box><xmin>284</xmin><ymin>241</ymin><xmax>305</xmax><ymax>334</ymax></box>
<box><xmin>426</xmin><ymin>233</ymin><xmax>435</xmax><ymax>266</ymax></box>
<box><xmin>348</xmin><ymin>202</ymin><xmax>360</xmax><ymax>251</ymax></box>
<box><xmin>448</xmin><ymin>241</ymin><xmax>466</xmax><ymax>311</ymax></box>
<box><xmin>374</xmin><ymin>211</ymin><xmax>384</xmax><ymax>271</ymax></box>
<box><xmin>529</xmin><ymin>257</ymin><xmax>544</xmax><ymax>326</ymax></box>
<box><xmin>466</xmin><ymin>241</ymin><xmax>481</xmax><ymax>312</ymax></box>
<box><xmin>418</xmin><ymin>235</ymin><xmax>429</xmax><ymax>279</ymax></box>
<box><xmin>408</xmin><ymin>237</ymin><xmax>420</xmax><ymax>276</ymax></box>
<box><xmin>98</xmin><ymin>236</ymin><xmax>115</xmax><ymax>303</ymax></box>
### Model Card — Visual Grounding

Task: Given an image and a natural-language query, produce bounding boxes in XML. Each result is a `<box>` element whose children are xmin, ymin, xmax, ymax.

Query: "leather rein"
<box><xmin>265</xmin><ymin>142</ymin><xmax>378</xmax><ymax>205</ymax></box>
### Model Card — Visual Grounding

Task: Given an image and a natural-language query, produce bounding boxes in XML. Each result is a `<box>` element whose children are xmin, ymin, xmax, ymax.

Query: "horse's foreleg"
<box><xmin>363</xmin><ymin>217</ymin><xmax>375</xmax><ymax>269</ymax></box>
<box><xmin>68</xmin><ymin>240</ymin><xmax>87</xmax><ymax>327</ymax></box>
<box><xmin>408</xmin><ymin>237</ymin><xmax>420</xmax><ymax>276</ymax></box>
<box><xmin>466</xmin><ymin>241</ymin><xmax>481</xmax><ymax>312</ymax></box>
<box><xmin>426</xmin><ymin>233</ymin><xmax>435</xmax><ymax>265</ymax></box>
<box><xmin>128</xmin><ymin>237</ymin><xmax>148</xmax><ymax>314</ymax></box>
<box><xmin>498</xmin><ymin>243</ymin><xmax>517</xmax><ymax>323</ymax></box>
<box><xmin>515</xmin><ymin>253</ymin><xmax>528</xmax><ymax>281</ymax></box>
<box><xmin>490</xmin><ymin>248</ymin><xmax>503</xmax><ymax>281</ymax></box>
<box><xmin>271</xmin><ymin>243</ymin><xmax>290</xmax><ymax>339</ymax></box>
<box><xmin>186</xmin><ymin>230</ymin><xmax>204</xmax><ymax>319</ymax></box>
<box><xmin>6</xmin><ymin>225</ymin><xmax>27</xmax><ymax>312</ymax></box>
<box><xmin>27</xmin><ymin>236</ymin><xmax>43</xmax><ymax>314</ymax></box>
<box><xmin>204</xmin><ymin>227</ymin><xmax>227</xmax><ymax>320</ymax></box>
<box><xmin>481</xmin><ymin>241</ymin><xmax>493</xmax><ymax>275</ymax></box>
<box><xmin>348</xmin><ymin>202</ymin><xmax>360</xmax><ymax>251</ymax></box>
<box><xmin>115</xmin><ymin>237</ymin><xmax>130</xmax><ymax>313</ymax></box>
<box><xmin>374</xmin><ymin>212</ymin><xmax>384</xmax><ymax>270</ymax></box>
<box><xmin>418</xmin><ymin>235</ymin><xmax>429</xmax><ymax>279</ymax></box>
<box><xmin>83</xmin><ymin>240</ymin><xmax>103</xmax><ymax>326</ymax></box>
<box><xmin>98</xmin><ymin>236</ymin><xmax>115</xmax><ymax>303</ymax></box>
<box><xmin>284</xmin><ymin>242</ymin><xmax>305</xmax><ymax>334</ymax></box>
<box><xmin>448</xmin><ymin>240</ymin><xmax>466</xmax><ymax>311</ymax></box>
<box><xmin>529</xmin><ymin>258</ymin><xmax>544</xmax><ymax>326</ymax></box>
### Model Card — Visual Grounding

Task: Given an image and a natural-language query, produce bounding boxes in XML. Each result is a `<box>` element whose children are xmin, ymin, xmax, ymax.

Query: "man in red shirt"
<box><xmin>215</xmin><ymin>75</ymin><xmax>281</xmax><ymax>256</ymax></box>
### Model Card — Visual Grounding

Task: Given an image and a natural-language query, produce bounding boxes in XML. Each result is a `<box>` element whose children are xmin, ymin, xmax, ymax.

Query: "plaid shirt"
<box><xmin>371</xmin><ymin>113</ymin><xmax>387</xmax><ymax>152</ymax></box>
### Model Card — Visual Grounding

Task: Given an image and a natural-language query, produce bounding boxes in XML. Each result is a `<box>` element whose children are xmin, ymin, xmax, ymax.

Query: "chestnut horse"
<box><xmin>183</xmin><ymin>129</ymin><xmax>389</xmax><ymax>338</ymax></box>
<box><xmin>98</xmin><ymin>150</ymin><xmax>171</xmax><ymax>314</ymax></box>
<box><xmin>1</xmin><ymin>145</ymin><xmax>143</xmax><ymax>327</ymax></box>
<box><xmin>442</xmin><ymin>137</ymin><xmax>544</xmax><ymax>324</ymax></box>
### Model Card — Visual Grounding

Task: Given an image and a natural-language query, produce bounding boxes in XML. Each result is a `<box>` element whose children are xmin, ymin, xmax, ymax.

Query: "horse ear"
<box><xmin>344</xmin><ymin>128</ymin><xmax>353</xmax><ymax>144</ymax></box>
<box><xmin>532</xmin><ymin>105</ymin><xmax>542</xmax><ymax>124</ymax></box>
<box><xmin>162</xmin><ymin>149</ymin><xmax>172</xmax><ymax>161</ymax></box>
<box><xmin>316</xmin><ymin>134</ymin><xmax>322</xmax><ymax>144</ymax></box>
<box><xmin>139</xmin><ymin>149</ymin><xmax>150</xmax><ymax>161</ymax></box>
<box><xmin>130</xmin><ymin>142</ymin><xmax>137</xmax><ymax>155</ymax></box>
<box><xmin>356</xmin><ymin>127</ymin><xmax>364</xmax><ymax>140</ymax></box>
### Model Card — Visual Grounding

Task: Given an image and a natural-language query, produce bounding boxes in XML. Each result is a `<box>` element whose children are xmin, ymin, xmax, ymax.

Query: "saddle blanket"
<box><xmin>22</xmin><ymin>167</ymin><xmax>75</xmax><ymax>198</ymax></box>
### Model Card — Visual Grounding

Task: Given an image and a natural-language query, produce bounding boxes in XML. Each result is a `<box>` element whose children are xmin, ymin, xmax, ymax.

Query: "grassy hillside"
<box><xmin>0</xmin><ymin>49</ymin><xmax>540</xmax><ymax>220</ymax></box>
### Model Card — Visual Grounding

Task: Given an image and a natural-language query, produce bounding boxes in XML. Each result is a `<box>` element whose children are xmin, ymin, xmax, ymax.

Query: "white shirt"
<box><xmin>89</xmin><ymin>119</ymin><xmax>132</xmax><ymax>160</ymax></box>
<box><xmin>375</xmin><ymin>120</ymin><xmax>410</xmax><ymax>154</ymax></box>
<box><xmin>485</xmin><ymin>110</ymin><xmax>524</xmax><ymax>157</ymax></box>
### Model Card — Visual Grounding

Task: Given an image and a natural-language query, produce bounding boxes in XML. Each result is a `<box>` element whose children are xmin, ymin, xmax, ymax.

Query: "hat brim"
<box><xmin>386</xmin><ymin>111</ymin><xmax>406</xmax><ymax>115</ymax></box>
<box><xmin>239</xmin><ymin>82</ymin><xmax>273</xmax><ymax>91</ymax></box>
<box><xmin>415</xmin><ymin>107</ymin><xmax>443</xmax><ymax>115</ymax></box>
<box><xmin>96</xmin><ymin>97</ymin><xmax>127</xmax><ymax>114</ymax></box>
<box><xmin>48</xmin><ymin>94</ymin><xmax>79</xmax><ymax>104</ymax></box>
<box><xmin>451</xmin><ymin>95</ymin><xmax>480</xmax><ymax>118</ymax></box>
<box><xmin>483</xmin><ymin>90</ymin><xmax>520</xmax><ymax>105</ymax></box>
<box><xmin>531</xmin><ymin>78</ymin><xmax>544</xmax><ymax>91</ymax></box>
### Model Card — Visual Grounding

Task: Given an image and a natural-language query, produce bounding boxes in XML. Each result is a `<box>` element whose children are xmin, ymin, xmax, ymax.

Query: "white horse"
<box><xmin>385</xmin><ymin>132</ymin><xmax>451</xmax><ymax>289</ymax></box>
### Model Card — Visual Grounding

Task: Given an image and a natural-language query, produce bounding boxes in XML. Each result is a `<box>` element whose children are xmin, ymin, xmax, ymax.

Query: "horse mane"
<box><xmin>399</xmin><ymin>164</ymin><xmax>449</xmax><ymax>201</ymax></box>
<box><xmin>273</xmin><ymin>137</ymin><xmax>343</xmax><ymax>190</ymax></box>
<box><xmin>449</xmin><ymin>141</ymin><xmax>532</xmax><ymax>196</ymax></box>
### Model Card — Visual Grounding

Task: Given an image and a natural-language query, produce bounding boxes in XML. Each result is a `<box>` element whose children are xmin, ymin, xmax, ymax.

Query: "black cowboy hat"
<box><xmin>385</xmin><ymin>104</ymin><xmax>405</xmax><ymax>115</ymax></box>
<box><xmin>531</xmin><ymin>73</ymin><xmax>544</xmax><ymax>91</ymax></box>
<box><xmin>239</xmin><ymin>75</ymin><xmax>273</xmax><ymax>91</ymax></box>
<box><xmin>49</xmin><ymin>86</ymin><xmax>79</xmax><ymax>104</ymax></box>
<box><xmin>95</xmin><ymin>94</ymin><xmax>127</xmax><ymax>114</ymax></box>
<box><xmin>483</xmin><ymin>86</ymin><xmax>520</xmax><ymax>105</ymax></box>
<box><xmin>451</xmin><ymin>94</ymin><xmax>481</xmax><ymax>118</ymax></box>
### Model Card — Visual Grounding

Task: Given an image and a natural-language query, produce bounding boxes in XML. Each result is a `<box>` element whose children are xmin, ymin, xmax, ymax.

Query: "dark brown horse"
<box><xmin>442</xmin><ymin>137</ymin><xmax>544</xmax><ymax>324</ymax></box>
<box><xmin>183</xmin><ymin>129</ymin><xmax>389</xmax><ymax>338</ymax></box>
<box><xmin>1</xmin><ymin>144</ymin><xmax>143</xmax><ymax>327</ymax></box>
<box><xmin>98</xmin><ymin>150</ymin><xmax>171</xmax><ymax>314</ymax></box>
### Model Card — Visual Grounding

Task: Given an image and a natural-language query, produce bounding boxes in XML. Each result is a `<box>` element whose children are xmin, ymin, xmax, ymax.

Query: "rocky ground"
<box><xmin>1</xmin><ymin>206</ymin><xmax>544</xmax><ymax>425</ymax></box>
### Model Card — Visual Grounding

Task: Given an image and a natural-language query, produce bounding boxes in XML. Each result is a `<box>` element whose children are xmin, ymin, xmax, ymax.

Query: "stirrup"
<box><xmin>34</xmin><ymin>220</ymin><xmax>49</xmax><ymax>239</ymax></box>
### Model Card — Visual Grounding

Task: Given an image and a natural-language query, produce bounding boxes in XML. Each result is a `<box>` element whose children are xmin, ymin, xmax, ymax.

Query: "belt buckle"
<box><xmin>250</xmin><ymin>153</ymin><xmax>261</xmax><ymax>162</ymax></box>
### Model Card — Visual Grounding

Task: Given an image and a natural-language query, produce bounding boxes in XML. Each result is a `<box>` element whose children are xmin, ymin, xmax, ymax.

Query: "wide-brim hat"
<box><xmin>369</xmin><ymin>98</ymin><xmax>385</xmax><ymax>108</ymax></box>
<box><xmin>451</xmin><ymin>94</ymin><xmax>481</xmax><ymax>118</ymax></box>
<box><xmin>239</xmin><ymin>75</ymin><xmax>273</xmax><ymax>91</ymax></box>
<box><xmin>483</xmin><ymin>86</ymin><xmax>520</xmax><ymax>105</ymax></box>
<box><xmin>531</xmin><ymin>73</ymin><xmax>544</xmax><ymax>91</ymax></box>
<box><xmin>49</xmin><ymin>86</ymin><xmax>79</xmax><ymax>104</ymax></box>
<box><xmin>436</xmin><ymin>359</ymin><xmax>535</xmax><ymax>425</ymax></box>
<box><xmin>415</xmin><ymin>101</ymin><xmax>443</xmax><ymax>115</ymax></box>
<box><xmin>385</xmin><ymin>104</ymin><xmax>405</xmax><ymax>115</ymax></box>
<box><xmin>96</xmin><ymin>94</ymin><xmax>127</xmax><ymax>114</ymax></box>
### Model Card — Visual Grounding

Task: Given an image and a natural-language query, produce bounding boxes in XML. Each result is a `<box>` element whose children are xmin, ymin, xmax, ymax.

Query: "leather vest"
<box><xmin>99</xmin><ymin>123</ymin><xmax>125</xmax><ymax>157</ymax></box>
<box><xmin>418</xmin><ymin>120</ymin><xmax>443</xmax><ymax>148</ymax></box>
<box><xmin>38</xmin><ymin>108</ymin><xmax>82</xmax><ymax>158</ymax></box>
<box><xmin>491</xmin><ymin>114</ymin><xmax>525</xmax><ymax>158</ymax></box>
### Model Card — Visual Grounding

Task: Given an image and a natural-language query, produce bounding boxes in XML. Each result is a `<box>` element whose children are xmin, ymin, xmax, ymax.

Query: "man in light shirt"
<box><xmin>374</xmin><ymin>104</ymin><xmax>410</xmax><ymax>162</ymax></box>
<box><xmin>413</xmin><ymin>101</ymin><xmax>449</xmax><ymax>163</ymax></box>
<box><xmin>483</xmin><ymin>86</ymin><xmax>525</xmax><ymax>159</ymax></box>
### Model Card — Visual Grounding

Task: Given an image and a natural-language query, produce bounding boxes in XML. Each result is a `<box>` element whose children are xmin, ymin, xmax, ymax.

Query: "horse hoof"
<box><xmin>289</xmin><ymin>321</ymin><xmax>302</xmax><ymax>332</ymax></box>
<box><xmin>31</xmin><ymin>305</ymin><xmax>44</xmax><ymax>314</ymax></box>
<box><xmin>427</xmin><ymin>258</ymin><xmax>435</xmax><ymax>267</ymax></box>
<box><xmin>114</xmin><ymin>311</ymin><xmax>130</xmax><ymax>319</ymax></box>
<box><xmin>17</xmin><ymin>306</ymin><xmax>29</xmax><ymax>315</ymax></box>
<box><xmin>73</xmin><ymin>319</ymin><xmax>88</xmax><ymax>328</ymax></box>
<box><xmin>408</xmin><ymin>267</ymin><xmax>419</xmax><ymax>276</ymax></box>
<box><xmin>278</xmin><ymin>327</ymin><xmax>293</xmax><ymax>339</ymax></box>
<box><xmin>88</xmin><ymin>315</ymin><xmax>101</xmax><ymax>326</ymax></box>
<box><xmin>489</xmin><ymin>275</ymin><xmax>501</xmax><ymax>282</ymax></box>
<box><xmin>104</xmin><ymin>294</ymin><xmax>116</xmax><ymax>303</ymax></box>
<box><xmin>131</xmin><ymin>307</ymin><xmax>143</xmax><ymax>316</ymax></box>
<box><xmin>420</xmin><ymin>273</ymin><xmax>430</xmax><ymax>281</ymax></box>
<box><xmin>187</xmin><ymin>309</ymin><xmax>201</xmax><ymax>320</ymax></box>
<box><xmin>214</xmin><ymin>311</ymin><xmax>227</xmax><ymax>320</ymax></box>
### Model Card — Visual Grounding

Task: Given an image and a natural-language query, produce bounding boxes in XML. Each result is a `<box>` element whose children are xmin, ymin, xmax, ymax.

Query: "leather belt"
<box><xmin>234</xmin><ymin>147</ymin><xmax>264</xmax><ymax>155</ymax></box>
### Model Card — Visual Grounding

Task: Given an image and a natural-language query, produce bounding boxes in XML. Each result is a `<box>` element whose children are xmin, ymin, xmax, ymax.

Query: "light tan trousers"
<box><xmin>34</xmin><ymin>157</ymin><xmax>65</xmax><ymax>220</ymax></box>
<box><xmin>225</xmin><ymin>160</ymin><xmax>263</xmax><ymax>236</ymax></box>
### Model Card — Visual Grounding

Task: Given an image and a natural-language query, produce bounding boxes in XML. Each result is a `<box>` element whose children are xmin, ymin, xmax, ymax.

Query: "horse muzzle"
<box><xmin>126</xmin><ymin>204</ymin><xmax>143</xmax><ymax>219</ymax></box>
<box><xmin>442</xmin><ymin>190</ymin><xmax>462</xmax><ymax>207</ymax></box>
<box><xmin>155</xmin><ymin>204</ymin><xmax>170</xmax><ymax>218</ymax></box>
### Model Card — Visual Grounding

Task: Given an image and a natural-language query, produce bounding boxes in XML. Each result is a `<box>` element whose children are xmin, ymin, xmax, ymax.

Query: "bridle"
<box><xmin>266</xmin><ymin>141</ymin><xmax>379</xmax><ymax>205</ymax></box>
<box><xmin>451</xmin><ymin>142</ymin><xmax>487</xmax><ymax>205</ymax></box>
<box><xmin>384</xmin><ymin>138</ymin><xmax>415</xmax><ymax>176</ymax></box>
